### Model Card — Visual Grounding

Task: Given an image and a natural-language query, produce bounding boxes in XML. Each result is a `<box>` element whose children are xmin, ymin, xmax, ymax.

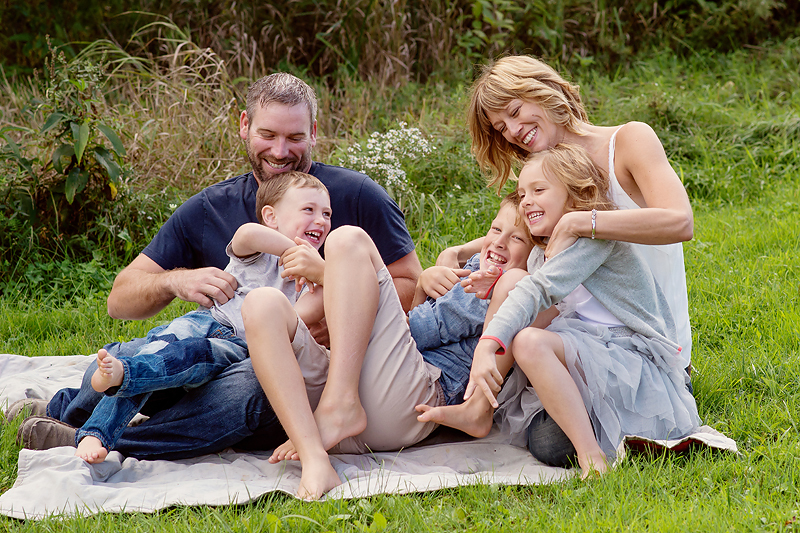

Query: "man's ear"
<box><xmin>309</xmin><ymin>120</ymin><xmax>317</xmax><ymax>149</ymax></box>
<box><xmin>261</xmin><ymin>205</ymin><xmax>279</xmax><ymax>230</ymax></box>
<box><xmin>239</xmin><ymin>110</ymin><xmax>249</xmax><ymax>141</ymax></box>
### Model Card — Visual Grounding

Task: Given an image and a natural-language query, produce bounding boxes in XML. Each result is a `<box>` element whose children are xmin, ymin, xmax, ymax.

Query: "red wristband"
<box><xmin>478</xmin><ymin>268</ymin><xmax>504</xmax><ymax>300</ymax></box>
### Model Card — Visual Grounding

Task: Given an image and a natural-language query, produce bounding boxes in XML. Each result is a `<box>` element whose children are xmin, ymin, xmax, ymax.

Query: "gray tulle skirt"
<box><xmin>493</xmin><ymin>314</ymin><xmax>701</xmax><ymax>461</ymax></box>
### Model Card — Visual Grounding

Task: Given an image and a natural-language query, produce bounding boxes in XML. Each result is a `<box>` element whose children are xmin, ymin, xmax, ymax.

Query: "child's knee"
<box><xmin>242</xmin><ymin>288</ymin><xmax>294</xmax><ymax>327</ymax></box>
<box><xmin>511</xmin><ymin>328</ymin><xmax>549</xmax><ymax>362</ymax></box>
<box><xmin>324</xmin><ymin>226</ymin><xmax>373</xmax><ymax>256</ymax></box>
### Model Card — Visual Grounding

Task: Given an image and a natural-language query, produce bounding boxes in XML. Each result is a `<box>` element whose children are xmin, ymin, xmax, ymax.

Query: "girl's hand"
<box><xmin>420</xmin><ymin>266</ymin><xmax>470</xmax><ymax>299</ymax></box>
<box><xmin>460</xmin><ymin>266</ymin><xmax>501</xmax><ymax>299</ymax></box>
<box><xmin>545</xmin><ymin>211</ymin><xmax>582</xmax><ymax>259</ymax></box>
<box><xmin>464</xmin><ymin>339</ymin><xmax>503</xmax><ymax>408</ymax></box>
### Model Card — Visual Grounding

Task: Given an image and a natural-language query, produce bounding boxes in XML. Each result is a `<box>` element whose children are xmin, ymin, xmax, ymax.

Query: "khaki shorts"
<box><xmin>293</xmin><ymin>267</ymin><xmax>443</xmax><ymax>455</ymax></box>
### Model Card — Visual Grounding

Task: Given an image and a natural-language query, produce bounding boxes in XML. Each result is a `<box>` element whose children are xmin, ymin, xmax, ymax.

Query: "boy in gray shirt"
<box><xmin>75</xmin><ymin>171</ymin><xmax>331</xmax><ymax>463</ymax></box>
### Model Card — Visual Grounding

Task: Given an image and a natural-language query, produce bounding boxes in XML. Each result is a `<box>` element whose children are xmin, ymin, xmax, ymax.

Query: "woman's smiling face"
<box><xmin>486</xmin><ymin>99</ymin><xmax>563</xmax><ymax>154</ymax></box>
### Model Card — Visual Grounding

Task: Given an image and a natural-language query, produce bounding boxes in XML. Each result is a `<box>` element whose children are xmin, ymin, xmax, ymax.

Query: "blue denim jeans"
<box><xmin>49</xmin><ymin>312</ymin><xmax>286</xmax><ymax>459</ymax></box>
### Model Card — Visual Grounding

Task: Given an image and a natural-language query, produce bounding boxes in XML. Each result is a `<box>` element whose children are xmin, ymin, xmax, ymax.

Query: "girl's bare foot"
<box><xmin>91</xmin><ymin>349</ymin><xmax>124</xmax><ymax>392</ymax></box>
<box><xmin>312</xmin><ymin>394</ymin><xmax>367</xmax><ymax>452</ymax></box>
<box><xmin>75</xmin><ymin>436</ymin><xmax>109</xmax><ymax>464</ymax></box>
<box><xmin>578</xmin><ymin>450</ymin><xmax>608</xmax><ymax>479</ymax></box>
<box><xmin>415</xmin><ymin>393</ymin><xmax>494</xmax><ymax>438</ymax></box>
<box><xmin>269</xmin><ymin>439</ymin><xmax>299</xmax><ymax>463</ymax></box>
<box><xmin>297</xmin><ymin>453</ymin><xmax>341</xmax><ymax>501</ymax></box>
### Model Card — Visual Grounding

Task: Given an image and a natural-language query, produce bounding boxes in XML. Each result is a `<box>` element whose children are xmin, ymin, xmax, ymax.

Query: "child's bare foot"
<box><xmin>75</xmin><ymin>436</ymin><xmax>109</xmax><ymax>464</ymax></box>
<box><xmin>269</xmin><ymin>439</ymin><xmax>299</xmax><ymax>463</ymax></box>
<box><xmin>415</xmin><ymin>394</ymin><xmax>494</xmax><ymax>438</ymax></box>
<box><xmin>91</xmin><ymin>349</ymin><xmax>124</xmax><ymax>392</ymax></box>
<box><xmin>578</xmin><ymin>450</ymin><xmax>608</xmax><ymax>479</ymax></box>
<box><xmin>312</xmin><ymin>394</ymin><xmax>367</xmax><ymax>452</ymax></box>
<box><xmin>297</xmin><ymin>453</ymin><xmax>342</xmax><ymax>501</ymax></box>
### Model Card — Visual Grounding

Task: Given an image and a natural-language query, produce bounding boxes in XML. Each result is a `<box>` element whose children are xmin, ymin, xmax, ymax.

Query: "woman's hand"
<box><xmin>545</xmin><ymin>211</ymin><xmax>582</xmax><ymax>259</ymax></box>
<box><xmin>464</xmin><ymin>338</ymin><xmax>503</xmax><ymax>408</ymax></box>
<box><xmin>420</xmin><ymin>266</ymin><xmax>470</xmax><ymax>299</ymax></box>
<box><xmin>461</xmin><ymin>266</ymin><xmax>501</xmax><ymax>299</ymax></box>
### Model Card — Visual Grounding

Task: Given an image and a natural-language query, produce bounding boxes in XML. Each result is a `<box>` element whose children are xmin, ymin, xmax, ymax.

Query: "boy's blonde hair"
<box><xmin>524</xmin><ymin>143</ymin><xmax>615</xmax><ymax>249</ymax></box>
<box><xmin>469</xmin><ymin>56</ymin><xmax>589</xmax><ymax>192</ymax></box>
<box><xmin>499</xmin><ymin>190</ymin><xmax>535</xmax><ymax>247</ymax></box>
<box><xmin>255</xmin><ymin>171</ymin><xmax>329</xmax><ymax>224</ymax></box>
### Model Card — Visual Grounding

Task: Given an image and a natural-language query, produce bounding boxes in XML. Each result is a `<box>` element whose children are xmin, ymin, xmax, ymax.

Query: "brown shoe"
<box><xmin>16</xmin><ymin>416</ymin><xmax>77</xmax><ymax>450</ymax></box>
<box><xmin>5</xmin><ymin>398</ymin><xmax>48</xmax><ymax>423</ymax></box>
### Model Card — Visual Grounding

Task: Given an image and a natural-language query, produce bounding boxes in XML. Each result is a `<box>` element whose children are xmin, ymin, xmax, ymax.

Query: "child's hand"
<box><xmin>460</xmin><ymin>266</ymin><xmax>502</xmax><ymax>299</ymax></box>
<box><xmin>464</xmin><ymin>338</ymin><xmax>503</xmax><ymax>408</ymax></box>
<box><xmin>420</xmin><ymin>266</ymin><xmax>470</xmax><ymax>299</ymax></box>
<box><xmin>280</xmin><ymin>238</ymin><xmax>325</xmax><ymax>291</ymax></box>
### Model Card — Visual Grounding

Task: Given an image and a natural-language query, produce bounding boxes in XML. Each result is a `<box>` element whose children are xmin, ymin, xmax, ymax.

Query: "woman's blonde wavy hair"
<box><xmin>469</xmin><ymin>56</ymin><xmax>589</xmax><ymax>192</ymax></box>
<box><xmin>524</xmin><ymin>143</ymin><xmax>615</xmax><ymax>249</ymax></box>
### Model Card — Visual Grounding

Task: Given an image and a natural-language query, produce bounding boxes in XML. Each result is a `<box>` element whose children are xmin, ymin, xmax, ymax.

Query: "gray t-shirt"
<box><xmin>209</xmin><ymin>242</ymin><xmax>302</xmax><ymax>342</ymax></box>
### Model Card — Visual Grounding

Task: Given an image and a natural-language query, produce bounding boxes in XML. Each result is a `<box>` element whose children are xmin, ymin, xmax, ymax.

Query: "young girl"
<box><xmin>424</xmin><ymin>144</ymin><xmax>700</xmax><ymax>478</ymax></box>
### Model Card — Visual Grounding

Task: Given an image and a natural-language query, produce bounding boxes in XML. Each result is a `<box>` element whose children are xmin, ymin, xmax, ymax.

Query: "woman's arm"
<box><xmin>547</xmin><ymin>122</ymin><xmax>693</xmax><ymax>257</ymax></box>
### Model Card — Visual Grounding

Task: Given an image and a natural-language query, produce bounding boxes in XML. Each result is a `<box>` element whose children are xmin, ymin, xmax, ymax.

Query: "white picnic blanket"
<box><xmin>0</xmin><ymin>354</ymin><xmax>738</xmax><ymax>519</ymax></box>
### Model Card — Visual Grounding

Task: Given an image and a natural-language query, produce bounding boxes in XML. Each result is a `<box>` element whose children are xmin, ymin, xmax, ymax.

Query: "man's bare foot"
<box><xmin>312</xmin><ymin>394</ymin><xmax>367</xmax><ymax>452</ymax></box>
<box><xmin>91</xmin><ymin>349</ymin><xmax>124</xmax><ymax>392</ymax></box>
<box><xmin>297</xmin><ymin>453</ymin><xmax>342</xmax><ymax>501</ymax></box>
<box><xmin>269</xmin><ymin>439</ymin><xmax>299</xmax><ymax>463</ymax></box>
<box><xmin>75</xmin><ymin>436</ymin><xmax>108</xmax><ymax>464</ymax></box>
<box><xmin>578</xmin><ymin>450</ymin><xmax>608</xmax><ymax>479</ymax></box>
<box><xmin>415</xmin><ymin>394</ymin><xmax>494</xmax><ymax>438</ymax></box>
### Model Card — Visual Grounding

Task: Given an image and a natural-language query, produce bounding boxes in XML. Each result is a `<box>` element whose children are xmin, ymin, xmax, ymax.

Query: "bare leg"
<box><xmin>512</xmin><ymin>328</ymin><xmax>607</xmax><ymax>478</ymax></box>
<box><xmin>91</xmin><ymin>348</ymin><xmax>124</xmax><ymax>392</ymax></box>
<box><xmin>75</xmin><ymin>436</ymin><xmax>108</xmax><ymax>463</ymax></box>
<box><xmin>243</xmin><ymin>288</ymin><xmax>340</xmax><ymax>500</ymax></box>
<box><xmin>309</xmin><ymin>227</ymin><xmax>387</xmax><ymax>449</ymax></box>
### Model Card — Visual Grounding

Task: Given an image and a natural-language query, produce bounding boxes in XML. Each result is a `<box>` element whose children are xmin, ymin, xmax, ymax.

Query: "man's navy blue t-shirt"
<box><xmin>142</xmin><ymin>162</ymin><xmax>415</xmax><ymax>271</ymax></box>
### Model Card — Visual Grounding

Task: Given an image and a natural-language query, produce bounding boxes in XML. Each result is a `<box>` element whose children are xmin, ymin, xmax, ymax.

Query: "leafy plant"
<box><xmin>0</xmin><ymin>39</ymin><xmax>127</xmax><ymax>243</ymax></box>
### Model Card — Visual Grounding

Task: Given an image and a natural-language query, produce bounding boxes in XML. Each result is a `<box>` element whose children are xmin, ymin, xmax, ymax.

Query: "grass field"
<box><xmin>0</xmin><ymin>38</ymin><xmax>799</xmax><ymax>531</ymax></box>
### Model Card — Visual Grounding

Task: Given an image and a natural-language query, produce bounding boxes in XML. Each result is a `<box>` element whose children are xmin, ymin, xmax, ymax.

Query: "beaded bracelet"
<box><xmin>591</xmin><ymin>209</ymin><xmax>597</xmax><ymax>239</ymax></box>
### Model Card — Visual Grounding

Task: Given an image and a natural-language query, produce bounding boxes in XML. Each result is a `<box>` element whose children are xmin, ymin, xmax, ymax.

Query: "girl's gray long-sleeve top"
<box><xmin>483</xmin><ymin>238</ymin><xmax>681</xmax><ymax>356</ymax></box>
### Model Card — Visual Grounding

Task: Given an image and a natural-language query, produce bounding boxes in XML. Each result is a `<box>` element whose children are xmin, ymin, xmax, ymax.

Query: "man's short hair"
<box><xmin>255</xmin><ymin>170</ymin><xmax>329</xmax><ymax>224</ymax></box>
<box><xmin>246</xmin><ymin>73</ymin><xmax>318</xmax><ymax>128</ymax></box>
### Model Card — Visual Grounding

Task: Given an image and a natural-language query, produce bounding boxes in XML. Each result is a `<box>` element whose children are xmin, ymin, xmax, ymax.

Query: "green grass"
<box><xmin>1</xmin><ymin>38</ymin><xmax>800</xmax><ymax>532</ymax></box>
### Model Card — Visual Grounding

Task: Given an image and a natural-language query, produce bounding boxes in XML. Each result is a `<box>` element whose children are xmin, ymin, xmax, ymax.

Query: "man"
<box><xmin>15</xmin><ymin>73</ymin><xmax>422</xmax><ymax>459</ymax></box>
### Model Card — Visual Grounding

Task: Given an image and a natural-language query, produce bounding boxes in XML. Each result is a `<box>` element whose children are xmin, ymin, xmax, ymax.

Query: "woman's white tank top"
<box><xmin>606</xmin><ymin>126</ymin><xmax>692</xmax><ymax>368</ymax></box>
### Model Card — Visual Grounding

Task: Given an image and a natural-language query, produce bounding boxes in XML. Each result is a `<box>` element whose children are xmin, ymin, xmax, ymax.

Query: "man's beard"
<box><xmin>245</xmin><ymin>137</ymin><xmax>313</xmax><ymax>184</ymax></box>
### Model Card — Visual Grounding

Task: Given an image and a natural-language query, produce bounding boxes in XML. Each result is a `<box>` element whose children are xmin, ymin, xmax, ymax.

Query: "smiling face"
<box><xmin>486</xmin><ymin>99</ymin><xmax>564</xmax><ymax>155</ymax></box>
<box><xmin>240</xmin><ymin>102</ymin><xmax>317</xmax><ymax>183</ymax></box>
<box><xmin>479</xmin><ymin>203</ymin><xmax>533</xmax><ymax>272</ymax></box>
<box><xmin>517</xmin><ymin>158</ymin><xmax>571</xmax><ymax>238</ymax></box>
<box><xmin>262</xmin><ymin>186</ymin><xmax>332</xmax><ymax>250</ymax></box>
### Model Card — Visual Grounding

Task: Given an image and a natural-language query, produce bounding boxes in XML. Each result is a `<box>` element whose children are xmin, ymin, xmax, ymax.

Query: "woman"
<box><xmin>439</xmin><ymin>55</ymin><xmax>694</xmax><ymax>467</ymax></box>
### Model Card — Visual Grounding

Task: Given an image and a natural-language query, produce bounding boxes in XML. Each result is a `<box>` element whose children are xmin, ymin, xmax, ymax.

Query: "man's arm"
<box><xmin>385</xmin><ymin>249</ymin><xmax>422</xmax><ymax>313</ymax></box>
<box><xmin>106</xmin><ymin>254</ymin><xmax>237</xmax><ymax>320</ymax></box>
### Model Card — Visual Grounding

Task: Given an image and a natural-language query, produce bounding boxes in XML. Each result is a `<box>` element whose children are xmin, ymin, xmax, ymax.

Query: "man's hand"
<box><xmin>464</xmin><ymin>338</ymin><xmax>503</xmax><ymax>408</ymax></box>
<box><xmin>419</xmin><ymin>266</ymin><xmax>470</xmax><ymax>299</ymax></box>
<box><xmin>280</xmin><ymin>237</ymin><xmax>325</xmax><ymax>291</ymax></box>
<box><xmin>460</xmin><ymin>266</ymin><xmax>502</xmax><ymax>299</ymax></box>
<box><xmin>169</xmin><ymin>267</ymin><xmax>238</xmax><ymax>308</ymax></box>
